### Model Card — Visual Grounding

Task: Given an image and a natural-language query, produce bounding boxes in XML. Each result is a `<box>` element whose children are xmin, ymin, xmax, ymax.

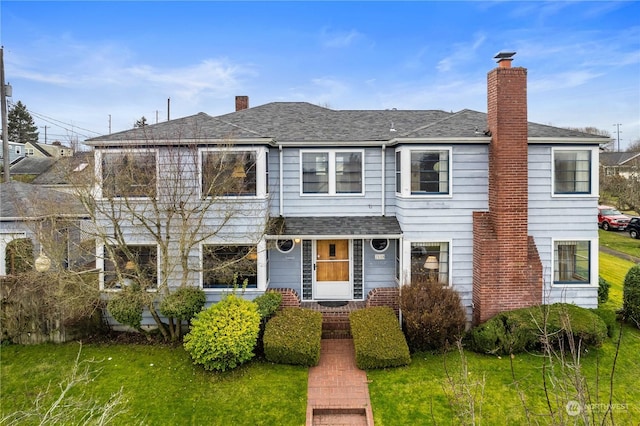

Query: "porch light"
<box><xmin>125</xmin><ymin>260</ymin><xmax>136</xmax><ymax>270</ymax></box>
<box><xmin>35</xmin><ymin>253</ymin><xmax>51</xmax><ymax>272</ymax></box>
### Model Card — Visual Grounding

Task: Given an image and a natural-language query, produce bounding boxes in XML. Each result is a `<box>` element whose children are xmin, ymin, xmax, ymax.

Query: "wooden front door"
<box><xmin>315</xmin><ymin>239</ymin><xmax>351</xmax><ymax>299</ymax></box>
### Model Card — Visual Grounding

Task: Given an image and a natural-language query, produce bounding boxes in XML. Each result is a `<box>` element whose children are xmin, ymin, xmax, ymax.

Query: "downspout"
<box><xmin>381</xmin><ymin>144</ymin><xmax>386</xmax><ymax>216</ymax></box>
<box><xmin>279</xmin><ymin>144</ymin><xmax>284</xmax><ymax>217</ymax></box>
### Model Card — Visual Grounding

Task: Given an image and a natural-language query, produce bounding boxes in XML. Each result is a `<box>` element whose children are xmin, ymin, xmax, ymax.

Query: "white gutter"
<box><xmin>279</xmin><ymin>144</ymin><xmax>284</xmax><ymax>217</ymax></box>
<box><xmin>381</xmin><ymin>144</ymin><xmax>386</xmax><ymax>216</ymax></box>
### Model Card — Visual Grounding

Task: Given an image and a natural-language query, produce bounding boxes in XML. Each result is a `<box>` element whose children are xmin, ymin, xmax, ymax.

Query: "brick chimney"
<box><xmin>472</xmin><ymin>52</ymin><xmax>543</xmax><ymax>324</ymax></box>
<box><xmin>235</xmin><ymin>96</ymin><xmax>249</xmax><ymax>111</ymax></box>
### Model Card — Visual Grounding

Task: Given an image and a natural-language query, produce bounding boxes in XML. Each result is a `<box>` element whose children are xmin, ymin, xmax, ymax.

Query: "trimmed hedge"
<box><xmin>254</xmin><ymin>291</ymin><xmax>283</xmax><ymax>319</ymax></box>
<box><xmin>107</xmin><ymin>288</ymin><xmax>144</xmax><ymax>329</ymax></box>
<box><xmin>159</xmin><ymin>287</ymin><xmax>206</xmax><ymax>322</ymax></box>
<box><xmin>349</xmin><ymin>307</ymin><xmax>411</xmax><ymax>369</ymax></box>
<box><xmin>598</xmin><ymin>276</ymin><xmax>611</xmax><ymax>305</ymax></box>
<box><xmin>263</xmin><ymin>308</ymin><xmax>322</xmax><ymax>366</ymax></box>
<box><xmin>183</xmin><ymin>294</ymin><xmax>260</xmax><ymax>371</ymax></box>
<box><xmin>467</xmin><ymin>303</ymin><xmax>608</xmax><ymax>355</ymax></box>
<box><xmin>623</xmin><ymin>264</ymin><xmax>640</xmax><ymax>328</ymax></box>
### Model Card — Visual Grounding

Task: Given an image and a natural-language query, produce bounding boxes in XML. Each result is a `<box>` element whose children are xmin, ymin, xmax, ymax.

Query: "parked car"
<box><xmin>628</xmin><ymin>217</ymin><xmax>640</xmax><ymax>239</ymax></box>
<box><xmin>598</xmin><ymin>205</ymin><xmax>631</xmax><ymax>231</ymax></box>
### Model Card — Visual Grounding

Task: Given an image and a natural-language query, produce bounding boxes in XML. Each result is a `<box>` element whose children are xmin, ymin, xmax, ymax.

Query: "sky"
<box><xmin>1</xmin><ymin>1</ymin><xmax>639</xmax><ymax>150</ymax></box>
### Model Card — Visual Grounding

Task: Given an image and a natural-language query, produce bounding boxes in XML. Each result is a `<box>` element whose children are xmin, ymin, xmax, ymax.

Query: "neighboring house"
<box><xmin>9</xmin><ymin>156</ymin><xmax>57</xmax><ymax>182</ymax></box>
<box><xmin>600</xmin><ymin>151</ymin><xmax>640</xmax><ymax>179</ymax></box>
<box><xmin>0</xmin><ymin>181</ymin><xmax>92</xmax><ymax>276</ymax></box>
<box><xmin>31</xmin><ymin>152</ymin><xmax>93</xmax><ymax>194</ymax></box>
<box><xmin>85</xmin><ymin>53</ymin><xmax>607</xmax><ymax>326</ymax></box>
<box><xmin>0</xmin><ymin>141</ymin><xmax>25</xmax><ymax>164</ymax></box>
<box><xmin>23</xmin><ymin>141</ymin><xmax>73</xmax><ymax>159</ymax></box>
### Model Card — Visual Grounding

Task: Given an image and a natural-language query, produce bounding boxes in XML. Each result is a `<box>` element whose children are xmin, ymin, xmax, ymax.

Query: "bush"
<box><xmin>183</xmin><ymin>294</ymin><xmax>260</xmax><ymax>371</ymax></box>
<box><xmin>253</xmin><ymin>291</ymin><xmax>283</xmax><ymax>319</ymax></box>
<box><xmin>107</xmin><ymin>288</ymin><xmax>144</xmax><ymax>329</ymax></box>
<box><xmin>350</xmin><ymin>307</ymin><xmax>411</xmax><ymax>369</ymax></box>
<box><xmin>591</xmin><ymin>308</ymin><xmax>618</xmax><ymax>337</ymax></box>
<box><xmin>159</xmin><ymin>287</ymin><xmax>206</xmax><ymax>322</ymax></box>
<box><xmin>467</xmin><ymin>304</ymin><xmax>608</xmax><ymax>355</ymax></box>
<box><xmin>399</xmin><ymin>281</ymin><xmax>466</xmax><ymax>352</ymax></box>
<box><xmin>263</xmin><ymin>308</ymin><xmax>322</xmax><ymax>366</ymax></box>
<box><xmin>598</xmin><ymin>276</ymin><xmax>611</xmax><ymax>305</ymax></box>
<box><xmin>623</xmin><ymin>264</ymin><xmax>640</xmax><ymax>328</ymax></box>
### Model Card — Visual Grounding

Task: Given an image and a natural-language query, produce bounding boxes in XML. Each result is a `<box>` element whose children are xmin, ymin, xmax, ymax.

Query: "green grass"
<box><xmin>599</xmin><ymin>229</ymin><xmax>640</xmax><ymax>259</ymax></box>
<box><xmin>0</xmin><ymin>344</ymin><xmax>307</xmax><ymax>425</ymax></box>
<box><xmin>600</xmin><ymin>252</ymin><xmax>636</xmax><ymax>310</ymax></box>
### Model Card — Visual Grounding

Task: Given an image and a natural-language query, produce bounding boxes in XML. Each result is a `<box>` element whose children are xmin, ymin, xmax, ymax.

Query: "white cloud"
<box><xmin>320</xmin><ymin>27</ymin><xmax>363</xmax><ymax>48</ymax></box>
<box><xmin>436</xmin><ymin>33</ymin><xmax>487</xmax><ymax>73</ymax></box>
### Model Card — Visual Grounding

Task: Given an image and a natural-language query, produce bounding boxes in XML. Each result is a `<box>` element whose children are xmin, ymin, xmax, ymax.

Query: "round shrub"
<box><xmin>622</xmin><ymin>264</ymin><xmax>640</xmax><ymax>328</ymax></box>
<box><xmin>598</xmin><ymin>276</ymin><xmax>611</xmax><ymax>305</ymax></box>
<box><xmin>253</xmin><ymin>291</ymin><xmax>283</xmax><ymax>319</ymax></box>
<box><xmin>107</xmin><ymin>289</ymin><xmax>144</xmax><ymax>329</ymax></box>
<box><xmin>183</xmin><ymin>294</ymin><xmax>260</xmax><ymax>371</ymax></box>
<box><xmin>399</xmin><ymin>281</ymin><xmax>466</xmax><ymax>352</ymax></box>
<box><xmin>159</xmin><ymin>287</ymin><xmax>206</xmax><ymax>322</ymax></box>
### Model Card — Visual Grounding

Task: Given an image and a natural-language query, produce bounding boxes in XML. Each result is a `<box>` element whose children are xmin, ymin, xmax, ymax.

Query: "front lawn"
<box><xmin>0</xmin><ymin>344</ymin><xmax>308</xmax><ymax>425</ymax></box>
<box><xmin>599</xmin><ymin>229</ymin><xmax>640</xmax><ymax>259</ymax></box>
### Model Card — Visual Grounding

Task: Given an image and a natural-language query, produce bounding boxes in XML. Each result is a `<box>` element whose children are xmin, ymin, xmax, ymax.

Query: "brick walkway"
<box><xmin>306</xmin><ymin>339</ymin><xmax>374</xmax><ymax>425</ymax></box>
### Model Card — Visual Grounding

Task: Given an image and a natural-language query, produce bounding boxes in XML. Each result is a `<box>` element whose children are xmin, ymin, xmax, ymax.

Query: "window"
<box><xmin>203</xmin><ymin>245</ymin><xmax>257</xmax><ymax>289</ymax></box>
<box><xmin>104</xmin><ymin>245</ymin><xmax>157</xmax><ymax>290</ymax></box>
<box><xmin>411</xmin><ymin>150</ymin><xmax>449</xmax><ymax>194</ymax></box>
<box><xmin>102</xmin><ymin>151</ymin><xmax>156</xmax><ymax>198</ymax></box>
<box><xmin>395</xmin><ymin>239</ymin><xmax>400</xmax><ymax>281</ymax></box>
<box><xmin>554</xmin><ymin>149</ymin><xmax>591</xmax><ymax>194</ymax></box>
<box><xmin>301</xmin><ymin>150</ymin><xmax>363</xmax><ymax>195</ymax></box>
<box><xmin>554</xmin><ymin>241</ymin><xmax>590</xmax><ymax>284</ymax></box>
<box><xmin>202</xmin><ymin>151</ymin><xmax>257</xmax><ymax>197</ymax></box>
<box><xmin>276</xmin><ymin>239</ymin><xmax>295</xmax><ymax>253</ymax></box>
<box><xmin>410</xmin><ymin>242</ymin><xmax>449</xmax><ymax>283</ymax></box>
<box><xmin>395</xmin><ymin>151</ymin><xmax>401</xmax><ymax>193</ymax></box>
<box><xmin>371</xmin><ymin>239</ymin><xmax>389</xmax><ymax>252</ymax></box>
<box><xmin>25</xmin><ymin>148</ymin><xmax>34</xmax><ymax>156</ymax></box>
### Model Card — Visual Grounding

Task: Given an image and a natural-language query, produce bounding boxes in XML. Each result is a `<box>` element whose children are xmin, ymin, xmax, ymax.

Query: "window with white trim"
<box><xmin>101</xmin><ymin>151</ymin><xmax>157</xmax><ymax>198</ymax></box>
<box><xmin>301</xmin><ymin>150</ymin><xmax>363</xmax><ymax>195</ymax></box>
<box><xmin>103</xmin><ymin>244</ymin><xmax>158</xmax><ymax>290</ymax></box>
<box><xmin>410</xmin><ymin>242</ymin><xmax>449</xmax><ymax>283</ymax></box>
<box><xmin>553</xmin><ymin>240</ymin><xmax>590</xmax><ymax>284</ymax></box>
<box><xmin>553</xmin><ymin>149</ymin><xmax>592</xmax><ymax>195</ymax></box>
<box><xmin>202</xmin><ymin>245</ymin><xmax>257</xmax><ymax>289</ymax></box>
<box><xmin>395</xmin><ymin>148</ymin><xmax>451</xmax><ymax>196</ymax></box>
<box><xmin>202</xmin><ymin>151</ymin><xmax>257</xmax><ymax>197</ymax></box>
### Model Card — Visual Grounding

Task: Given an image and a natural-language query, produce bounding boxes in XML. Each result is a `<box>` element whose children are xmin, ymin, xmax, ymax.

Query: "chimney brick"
<box><xmin>235</xmin><ymin>96</ymin><xmax>249</xmax><ymax>111</ymax></box>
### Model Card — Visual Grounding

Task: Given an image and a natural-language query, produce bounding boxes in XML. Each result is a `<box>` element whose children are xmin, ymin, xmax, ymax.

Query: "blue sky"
<box><xmin>1</xmin><ymin>1</ymin><xmax>639</xmax><ymax>149</ymax></box>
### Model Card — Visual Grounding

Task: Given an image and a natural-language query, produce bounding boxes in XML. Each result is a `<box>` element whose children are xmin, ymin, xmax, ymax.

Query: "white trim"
<box><xmin>99</xmin><ymin>242</ymin><xmax>160</xmax><ymax>291</ymax></box>
<box><xmin>396</xmin><ymin>146</ymin><xmax>453</xmax><ymax>198</ymax></box>
<box><xmin>299</xmin><ymin>149</ymin><xmax>365</xmax><ymax>196</ymax></box>
<box><xmin>551</xmin><ymin>147</ymin><xmax>599</xmax><ymax>198</ymax></box>
<box><xmin>276</xmin><ymin>239</ymin><xmax>296</xmax><ymax>254</ymax></box>
<box><xmin>403</xmin><ymin>238</ymin><xmax>453</xmax><ymax>286</ymax></box>
<box><xmin>550</xmin><ymin>238</ymin><xmax>597</xmax><ymax>288</ymax></box>
<box><xmin>370</xmin><ymin>238</ymin><xmax>389</xmax><ymax>253</ymax></box>
<box><xmin>200</xmin><ymin>239</ymin><xmax>267</xmax><ymax>292</ymax></box>
<box><xmin>199</xmin><ymin>146</ymin><xmax>268</xmax><ymax>199</ymax></box>
<box><xmin>312</xmin><ymin>239</ymin><xmax>353</xmax><ymax>300</ymax></box>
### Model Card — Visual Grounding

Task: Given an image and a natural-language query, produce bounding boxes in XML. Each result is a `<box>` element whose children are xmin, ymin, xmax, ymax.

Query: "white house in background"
<box><xmin>85</xmin><ymin>53</ymin><xmax>608</xmax><ymax>326</ymax></box>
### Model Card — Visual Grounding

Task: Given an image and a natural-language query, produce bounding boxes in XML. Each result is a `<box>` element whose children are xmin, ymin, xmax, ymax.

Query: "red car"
<box><xmin>598</xmin><ymin>205</ymin><xmax>630</xmax><ymax>231</ymax></box>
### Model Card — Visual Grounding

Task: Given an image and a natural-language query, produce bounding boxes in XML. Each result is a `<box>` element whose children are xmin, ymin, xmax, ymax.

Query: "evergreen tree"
<box><xmin>8</xmin><ymin>101</ymin><xmax>39</xmax><ymax>144</ymax></box>
<box><xmin>134</xmin><ymin>116</ymin><xmax>148</xmax><ymax>128</ymax></box>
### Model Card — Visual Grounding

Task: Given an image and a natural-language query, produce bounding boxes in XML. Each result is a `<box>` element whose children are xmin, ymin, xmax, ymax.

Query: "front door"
<box><xmin>314</xmin><ymin>239</ymin><xmax>351</xmax><ymax>299</ymax></box>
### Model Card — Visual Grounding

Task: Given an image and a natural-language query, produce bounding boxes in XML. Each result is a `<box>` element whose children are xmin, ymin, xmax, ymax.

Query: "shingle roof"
<box><xmin>268</xmin><ymin>216</ymin><xmax>402</xmax><ymax>237</ymax></box>
<box><xmin>9</xmin><ymin>157</ymin><xmax>56</xmax><ymax>175</ymax></box>
<box><xmin>600</xmin><ymin>151</ymin><xmax>640</xmax><ymax>166</ymax></box>
<box><xmin>0</xmin><ymin>181</ymin><xmax>87</xmax><ymax>218</ymax></box>
<box><xmin>86</xmin><ymin>102</ymin><xmax>609</xmax><ymax>145</ymax></box>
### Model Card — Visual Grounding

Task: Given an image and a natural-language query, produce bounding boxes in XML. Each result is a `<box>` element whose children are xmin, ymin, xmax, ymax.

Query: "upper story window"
<box><xmin>301</xmin><ymin>150</ymin><xmax>363</xmax><ymax>195</ymax></box>
<box><xmin>553</xmin><ymin>240</ymin><xmax>591</xmax><ymax>285</ymax></box>
<box><xmin>25</xmin><ymin>148</ymin><xmax>34</xmax><ymax>156</ymax></box>
<box><xmin>101</xmin><ymin>151</ymin><xmax>157</xmax><ymax>198</ymax></box>
<box><xmin>396</xmin><ymin>147</ymin><xmax>451</xmax><ymax>197</ymax></box>
<box><xmin>202</xmin><ymin>151</ymin><xmax>257</xmax><ymax>197</ymax></box>
<box><xmin>553</xmin><ymin>149</ymin><xmax>593</xmax><ymax>195</ymax></box>
<box><xmin>103</xmin><ymin>244</ymin><xmax>158</xmax><ymax>290</ymax></box>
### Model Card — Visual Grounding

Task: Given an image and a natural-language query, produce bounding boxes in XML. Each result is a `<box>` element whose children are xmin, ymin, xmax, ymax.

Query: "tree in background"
<box><xmin>627</xmin><ymin>138</ymin><xmax>640</xmax><ymax>152</ymax></box>
<box><xmin>8</xmin><ymin>101</ymin><xmax>39</xmax><ymax>144</ymax></box>
<box><xmin>566</xmin><ymin>126</ymin><xmax>613</xmax><ymax>151</ymax></box>
<box><xmin>134</xmin><ymin>116</ymin><xmax>148</xmax><ymax>128</ymax></box>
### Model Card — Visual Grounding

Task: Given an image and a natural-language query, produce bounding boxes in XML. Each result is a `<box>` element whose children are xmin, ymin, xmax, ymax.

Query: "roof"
<box><xmin>268</xmin><ymin>216</ymin><xmax>402</xmax><ymax>238</ymax></box>
<box><xmin>86</xmin><ymin>102</ymin><xmax>609</xmax><ymax>146</ymax></box>
<box><xmin>9</xmin><ymin>156</ymin><xmax>56</xmax><ymax>175</ymax></box>
<box><xmin>599</xmin><ymin>151</ymin><xmax>640</xmax><ymax>166</ymax></box>
<box><xmin>0</xmin><ymin>181</ymin><xmax>87</xmax><ymax>219</ymax></box>
<box><xmin>31</xmin><ymin>152</ymin><xmax>94</xmax><ymax>185</ymax></box>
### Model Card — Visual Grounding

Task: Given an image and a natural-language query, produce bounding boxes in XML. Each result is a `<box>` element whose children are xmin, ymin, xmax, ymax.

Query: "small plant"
<box><xmin>107</xmin><ymin>288</ymin><xmax>144</xmax><ymax>330</ymax></box>
<box><xmin>399</xmin><ymin>280</ymin><xmax>466</xmax><ymax>352</ymax></box>
<box><xmin>183</xmin><ymin>294</ymin><xmax>260</xmax><ymax>371</ymax></box>
<box><xmin>350</xmin><ymin>307</ymin><xmax>410</xmax><ymax>369</ymax></box>
<box><xmin>263</xmin><ymin>308</ymin><xmax>322</xmax><ymax>366</ymax></box>
<box><xmin>598</xmin><ymin>276</ymin><xmax>611</xmax><ymax>305</ymax></box>
<box><xmin>622</xmin><ymin>263</ymin><xmax>640</xmax><ymax>328</ymax></box>
<box><xmin>253</xmin><ymin>291</ymin><xmax>283</xmax><ymax>319</ymax></box>
<box><xmin>159</xmin><ymin>287</ymin><xmax>206</xmax><ymax>322</ymax></box>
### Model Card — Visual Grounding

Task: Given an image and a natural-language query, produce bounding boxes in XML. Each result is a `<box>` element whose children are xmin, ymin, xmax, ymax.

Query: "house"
<box><xmin>600</xmin><ymin>151</ymin><xmax>640</xmax><ymax>179</ymax></box>
<box><xmin>23</xmin><ymin>140</ymin><xmax>73</xmax><ymax>158</ymax></box>
<box><xmin>85</xmin><ymin>53</ymin><xmax>607</xmax><ymax>326</ymax></box>
<box><xmin>0</xmin><ymin>140</ymin><xmax>25</xmax><ymax>164</ymax></box>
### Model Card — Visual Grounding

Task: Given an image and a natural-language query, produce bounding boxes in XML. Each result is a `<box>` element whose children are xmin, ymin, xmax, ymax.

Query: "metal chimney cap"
<box><xmin>494</xmin><ymin>51</ymin><xmax>516</xmax><ymax>62</ymax></box>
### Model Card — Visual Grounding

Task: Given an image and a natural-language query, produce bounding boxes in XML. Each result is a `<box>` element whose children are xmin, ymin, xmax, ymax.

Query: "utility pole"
<box><xmin>108</xmin><ymin>114</ymin><xmax>111</xmax><ymax>134</ymax></box>
<box><xmin>1</xmin><ymin>46</ymin><xmax>10</xmax><ymax>183</ymax></box>
<box><xmin>167</xmin><ymin>98</ymin><xmax>170</xmax><ymax>121</ymax></box>
<box><xmin>40</xmin><ymin>125</ymin><xmax>48</xmax><ymax>144</ymax></box>
<box><xmin>613</xmin><ymin>123</ymin><xmax>622</xmax><ymax>152</ymax></box>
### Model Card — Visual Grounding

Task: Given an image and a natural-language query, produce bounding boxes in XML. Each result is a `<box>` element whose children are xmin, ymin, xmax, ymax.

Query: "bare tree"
<box><xmin>72</xmin><ymin>131</ymin><xmax>269</xmax><ymax>341</ymax></box>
